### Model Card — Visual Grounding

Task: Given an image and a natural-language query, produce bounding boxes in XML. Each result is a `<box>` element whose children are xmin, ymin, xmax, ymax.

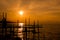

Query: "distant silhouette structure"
<box><xmin>0</xmin><ymin>12</ymin><xmax>16</xmax><ymax>28</ymax></box>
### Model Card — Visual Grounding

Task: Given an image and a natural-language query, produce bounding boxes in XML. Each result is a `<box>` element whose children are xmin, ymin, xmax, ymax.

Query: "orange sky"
<box><xmin>0</xmin><ymin>0</ymin><xmax>60</xmax><ymax>23</ymax></box>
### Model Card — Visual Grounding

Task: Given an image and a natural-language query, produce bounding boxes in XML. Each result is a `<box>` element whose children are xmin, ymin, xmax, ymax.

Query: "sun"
<box><xmin>19</xmin><ymin>10</ymin><xmax>24</xmax><ymax>15</ymax></box>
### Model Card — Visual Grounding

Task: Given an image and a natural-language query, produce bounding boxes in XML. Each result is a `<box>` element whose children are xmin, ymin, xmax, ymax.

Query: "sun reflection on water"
<box><xmin>19</xmin><ymin>23</ymin><xmax>24</xmax><ymax>27</ymax></box>
<box><xmin>18</xmin><ymin>23</ymin><xmax>24</xmax><ymax>40</ymax></box>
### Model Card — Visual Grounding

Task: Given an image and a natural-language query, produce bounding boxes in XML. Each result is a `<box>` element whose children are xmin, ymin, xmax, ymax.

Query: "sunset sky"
<box><xmin>0</xmin><ymin>0</ymin><xmax>60</xmax><ymax>23</ymax></box>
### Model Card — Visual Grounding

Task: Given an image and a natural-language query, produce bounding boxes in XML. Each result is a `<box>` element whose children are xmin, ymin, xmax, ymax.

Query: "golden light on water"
<box><xmin>18</xmin><ymin>23</ymin><xmax>24</xmax><ymax>39</ymax></box>
<box><xmin>19</xmin><ymin>23</ymin><xmax>24</xmax><ymax>27</ymax></box>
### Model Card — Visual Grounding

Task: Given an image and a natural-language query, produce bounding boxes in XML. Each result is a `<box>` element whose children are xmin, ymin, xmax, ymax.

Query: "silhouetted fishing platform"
<box><xmin>0</xmin><ymin>12</ymin><xmax>60</xmax><ymax>40</ymax></box>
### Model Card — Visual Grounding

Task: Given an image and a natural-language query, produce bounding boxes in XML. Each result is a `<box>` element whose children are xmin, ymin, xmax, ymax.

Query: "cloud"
<box><xmin>0</xmin><ymin>0</ymin><xmax>21</xmax><ymax>11</ymax></box>
<box><xmin>0</xmin><ymin>0</ymin><xmax>60</xmax><ymax>12</ymax></box>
